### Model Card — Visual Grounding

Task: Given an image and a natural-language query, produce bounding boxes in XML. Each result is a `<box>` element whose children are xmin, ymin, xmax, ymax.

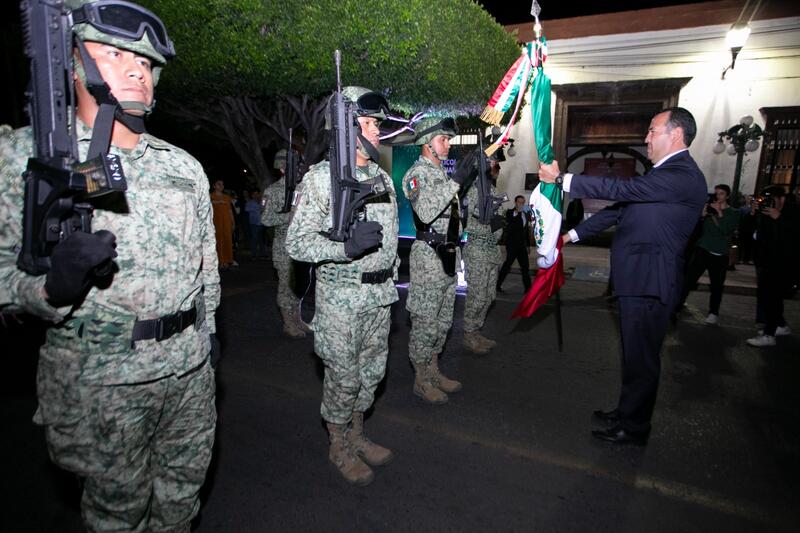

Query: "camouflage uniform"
<box><xmin>286</xmin><ymin>160</ymin><xmax>398</xmax><ymax>423</ymax></box>
<box><xmin>404</xmin><ymin>156</ymin><xmax>460</xmax><ymax>363</ymax></box>
<box><xmin>261</xmin><ymin>175</ymin><xmax>308</xmax><ymax>337</ymax></box>
<box><xmin>403</xmin><ymin>152</ymin><xmax>464</xmax><ymax>403</ymax></box>
<box><xmin>0</xmin><ymin>121</ymin><xmax>218</xmax><ymax>532</ymax></box>
<box><xmin>462</xmin><ymin>184</ymin><xmax>503</xmax><ymax>352</ymax></box>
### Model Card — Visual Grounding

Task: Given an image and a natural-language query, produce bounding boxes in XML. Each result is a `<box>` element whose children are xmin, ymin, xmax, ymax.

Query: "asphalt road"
<box><xmin>2</xmin><ymin>256</ymin><xmax>798</xmax><ymax>532</ymax></box>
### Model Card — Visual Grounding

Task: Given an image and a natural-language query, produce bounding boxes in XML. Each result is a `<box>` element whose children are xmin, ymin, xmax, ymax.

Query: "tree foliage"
<box><xmin>138</xmin><ymin>0</ymin><xmax>520</xmax><ymax>186</ymax></box>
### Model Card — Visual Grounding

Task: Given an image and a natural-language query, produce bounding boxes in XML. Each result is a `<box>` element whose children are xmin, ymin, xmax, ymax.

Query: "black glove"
<box><xmin>44</xmin><ymin>230</ymin><xmax>117</xmax><ymax>307</ymax></box>
<box><xmin>344</xmin><ymin>221</ymin><xmax>383</xmax><ymax>258</ymax></box>
<box><xmin>209</xmin><ymin>334</ymin><xmax>221</xmax><ymax>368</ymax></box>
<box><xmin>450</xmin><ymin>149</ymin><xmax>479</xmax><ymax>188</ymax></box>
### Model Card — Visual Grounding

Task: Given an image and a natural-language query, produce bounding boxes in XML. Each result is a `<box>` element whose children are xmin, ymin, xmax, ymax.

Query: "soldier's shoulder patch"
<box><xmin>405</xmin><ymin>177</ymin><xmax>419</xmax><ymax>201</ymax></box>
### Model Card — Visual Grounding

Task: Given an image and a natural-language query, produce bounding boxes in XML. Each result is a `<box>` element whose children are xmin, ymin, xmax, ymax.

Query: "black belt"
<box><xmin>361</xmin><ymin>268</ymin><xmax>393</xmax><ymax>284</ymax></box>
<box><xmin>132</xmin><ymin>305</ymin><xmax>198</xmax><ymax>342</ymax></box>
<box><xmin>416</xmin><ymin>230</ymin><xmax>445</xmax><ymax>245</ymax></box>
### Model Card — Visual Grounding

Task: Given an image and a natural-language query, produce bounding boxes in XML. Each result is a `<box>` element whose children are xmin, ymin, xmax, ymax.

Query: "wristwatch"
<box><xmin>554</xmin><ymin>173</ymin><xmax>564</xmax><ymax>187</ymax></box>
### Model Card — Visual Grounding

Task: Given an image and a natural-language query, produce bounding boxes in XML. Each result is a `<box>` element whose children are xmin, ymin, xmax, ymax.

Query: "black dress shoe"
<box><xmin>591</xmin><ymin>424</ymin><xmax>648</xmax><ymax>446</ymax></box>
<box><xmin>592</xmin><ymin>408</ymin><xmax>620</xmax><ymax>423</ymax></box>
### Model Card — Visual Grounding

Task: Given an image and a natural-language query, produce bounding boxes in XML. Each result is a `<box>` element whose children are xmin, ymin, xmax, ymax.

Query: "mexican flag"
<box><xmin>511</xmin><ymin>64</ymin><xmax>565</xmax><ymax>319</ymax></box>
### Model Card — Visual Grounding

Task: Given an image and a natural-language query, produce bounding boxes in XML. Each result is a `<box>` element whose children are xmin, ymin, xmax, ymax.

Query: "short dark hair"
<box><xmin>662</xmin><ymin>107</ymin><xmax>697</xmax><ymax>147</ymax></box>
<box><xmin>514</xmin><ymin>195</ymin><xmax>525</xmax><ymax>202</ymax></box>
<box><xmin>714</xmin><ymin>184</ymin><xmax>731</xmax><ymax>197</ymax></box>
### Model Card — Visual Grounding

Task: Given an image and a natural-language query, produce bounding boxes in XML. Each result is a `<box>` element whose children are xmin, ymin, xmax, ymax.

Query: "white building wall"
<box><xmin>498</xmin><ymin>16</ymin><xmax>800</xmax><ymax>201</ymax></box>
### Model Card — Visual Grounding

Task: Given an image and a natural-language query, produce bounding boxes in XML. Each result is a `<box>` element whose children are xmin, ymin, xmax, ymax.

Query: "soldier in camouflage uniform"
<box><xmin>286</xmin><ymin>86</ymin><xmax>398</xmax><ymax>486</ymax></box>
<box><xmin>462</xmin><ymin>156</ymin><xmax>504</xmax><ymax>354</ymax></box>
<box><xmin>261</xmin><ymin>149</ymin><xmax>310</xmax><ymax>338</ymax></box>
<box><xmin>402</xmin><ymin>117</ymin><xmax>477</xmax><ymax>404</ymax></box>
<box><xmin>0</xmin><ymin>2</ymin><xmax>218</xmax><ymax>530</ymax></box>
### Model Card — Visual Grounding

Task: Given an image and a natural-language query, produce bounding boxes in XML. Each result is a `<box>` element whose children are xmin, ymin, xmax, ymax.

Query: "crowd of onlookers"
<box><xmin>679</xmin><ymin>184</ymin><xmax>799</xmax><ymax>347</ymax></box>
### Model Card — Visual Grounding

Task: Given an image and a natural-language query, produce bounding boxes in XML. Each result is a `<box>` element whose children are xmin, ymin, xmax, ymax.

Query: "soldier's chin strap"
<box><xmin>427</xmin><ymin>141</ymin><xmax>447</xmax><ymax>161</ymax></box>
<box><xmin>357</xmin><ymin>131</ymin><xmax>381</xmax><ymax>162</ymax></box>
<box><xmin>75</xmin><ymin>39</ymin><xmax>146</xmax><ymax>160</ymax></box>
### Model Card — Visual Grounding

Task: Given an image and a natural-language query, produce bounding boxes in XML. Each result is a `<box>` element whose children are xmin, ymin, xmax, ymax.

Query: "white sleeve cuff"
<box><xmin>568</xmin><ymin>229</ymin><xmax>579</xmax><ymax>243</ymax></box>
<box><xmin>563</xmin><ymin>173</ymin><xmax>573</xmax><ymax>192</ymax></box>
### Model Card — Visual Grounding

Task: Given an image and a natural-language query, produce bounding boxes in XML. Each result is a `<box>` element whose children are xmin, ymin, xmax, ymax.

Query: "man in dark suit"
<box><xmin>539</xmin><ymin>107</ymin><xmax>707</xmax><ymax>445</ymax></box>
<box><xmin>496</xmin><ymin>195</ymin><xmax>533</xmax><ymax>292</ymax></box>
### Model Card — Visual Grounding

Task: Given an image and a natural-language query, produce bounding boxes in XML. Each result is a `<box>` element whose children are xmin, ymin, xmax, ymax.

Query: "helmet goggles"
<box><xmin>354</xmin><ymin>92</ymin><xmax>389</xmax><ymax>119</ymax></box>
<box><xmin>71</xmin><ymin>0</ymin><xmax>176</xmax><ymax>59</ymax></box>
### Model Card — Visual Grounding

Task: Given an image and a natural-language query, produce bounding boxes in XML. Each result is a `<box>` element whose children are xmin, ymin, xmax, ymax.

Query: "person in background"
<box><xmin>746</xmin><ymin>186</ymin><xmax>799</xmax><ymax>347</ymax></box>
<box><xmin>678</xmin><ymin>184</ymin><xmax>740</xmax><ymax>325</ymax></box>
<box><xmin>245</xmin><ymin>190</ymin><xmax>267</xmax><ymax>259</ymax></box>
<box><xmin>211</xmin><ymin>179</ymin><xmax>237</xmax><ymax>269</ymax></box>
<box><xmin>262</xmin><ymin>150</ymin><xmax>309</xmax><ymax>338</ymax></box>
<box><xmin>496</xmin><ymin>195</ymin><xmax>533</xmax><ymax>293</ymax></box>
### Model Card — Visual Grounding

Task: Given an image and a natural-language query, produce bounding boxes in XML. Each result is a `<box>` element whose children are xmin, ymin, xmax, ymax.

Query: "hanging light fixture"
<box><xmin>721</xmin><ymin>22</ymin><xmax>751</xmax><ymax>79</ymax></box>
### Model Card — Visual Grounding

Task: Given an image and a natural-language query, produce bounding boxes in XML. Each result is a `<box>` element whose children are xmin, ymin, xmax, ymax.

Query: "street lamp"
<box><xmin>714</xmin><ymin>115</ymin><xmax>763</xmax><ymax>205</ymax></box>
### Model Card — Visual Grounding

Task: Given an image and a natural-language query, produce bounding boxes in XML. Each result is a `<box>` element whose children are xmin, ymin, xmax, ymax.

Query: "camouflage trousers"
<box><xmin>314</xmin><ymin>304</ymin><xmax>391</xmax><ymax>424</ymax></box>
<box><xmin>35</xmin><ymin>352</ymin><xmax>216</xmax><ymax>533</ymax></box>
<box><xmin>407</xmin><ymin>278</ymin><xmax>456</xmax><ymax>366</ymax></box>
<box><xmin>463</xmin><ymin>241</ymin><xmax>500</xmax><ymax>333</ymax></box>
<box><xmin>273</xmin><ymin>225</ymin><xmax>300</xmax><ymax>313</ymax></box>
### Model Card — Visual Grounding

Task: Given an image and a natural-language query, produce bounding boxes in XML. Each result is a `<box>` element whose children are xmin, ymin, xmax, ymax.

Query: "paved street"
<box><xmin>2</xmin><ymin>247</ymin><xmax>798</xmax><ymax>532</ymax></box>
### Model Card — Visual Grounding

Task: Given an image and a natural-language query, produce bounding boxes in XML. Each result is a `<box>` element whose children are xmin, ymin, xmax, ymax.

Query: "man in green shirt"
<box><xmin>679</xmin><ymin>184</ymin><xmax>740</xmax><ymax>324</ymax></box>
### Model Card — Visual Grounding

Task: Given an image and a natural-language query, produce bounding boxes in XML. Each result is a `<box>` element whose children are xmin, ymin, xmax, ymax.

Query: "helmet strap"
<box><xmin>428</xmin><ymin>141</ymin><xmax>447</xmax><ymax>161</ymax></box>
<box><xmin>357</xmin><ymin>131</ymin><xmax>380</xmax><ymax>162</ymax></box>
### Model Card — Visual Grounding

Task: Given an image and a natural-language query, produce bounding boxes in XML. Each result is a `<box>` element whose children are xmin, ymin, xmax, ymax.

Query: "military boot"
<box><xmin>280</xmin><ymin>309</ymin><xmax>306</xmax><ymax>338</ymax></box>
<box><xmin>412</xmin><ymin>363</ymin><xmax>448</xmax><ymax>404</ymax></box>
<box><xmin>463</xmin><ymin>331</ymin><xmax>491</xmax><ymax>354</ymax></box>
<box><xmin>346</xmin><ymin>412</ymin><xmax>393</xmax><ymax>466</ymax></box>
<box><xmin>430</xmin><ymin>353</ymin><xmax>462</xmax><ymax>393</ymax></box>
<box><xmin>326</xmin><ymin>423</ymin><xmax>374</xmax><ymax>486</ymax></box>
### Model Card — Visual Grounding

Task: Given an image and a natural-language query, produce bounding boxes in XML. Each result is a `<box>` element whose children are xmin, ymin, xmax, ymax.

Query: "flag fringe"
<box><xmin>479</xmin><ymin>107</ymin><xmax>504</xmax><ymax>126</ymax></box>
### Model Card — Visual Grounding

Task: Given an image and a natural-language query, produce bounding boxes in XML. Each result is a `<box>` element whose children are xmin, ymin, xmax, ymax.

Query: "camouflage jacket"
<box><xmin>0</xmin><ymin>122</ymin><xmax>219</xmax><ymax>383</ymax></box>
<box><xmin>402</xmin><ymin>155</ymin><xmax>461</xmax><ymax>284</ymax></box>
<box><xmin>286</xmin><ymin>160</ymin><xmax>399</xmax><ymax>313</ymax></box>
<box><xmin>261</xmin><ymin>175</ymin><xmax>292</xmax><ymax>228</ymax></box>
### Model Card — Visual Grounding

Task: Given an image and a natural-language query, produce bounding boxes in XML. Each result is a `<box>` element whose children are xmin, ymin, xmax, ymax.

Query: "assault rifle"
<box><xmin>326</xmin><ymin>50</ymin><xmax>388</xmax><ymax>242</ymax></box>
<box><xmin>17</xmin><ymin>0</ymin><xmax>127</xmax><ymax>275</ymax></box>
<box><xmin>476</xmin><ymin>135</ymin><xmax>507</xmax><ymax>231</ymax></box>
<box><xmin>279</xmin><ymin>128</ymin><xmax>300</xmax><ymax>213</ymax></box>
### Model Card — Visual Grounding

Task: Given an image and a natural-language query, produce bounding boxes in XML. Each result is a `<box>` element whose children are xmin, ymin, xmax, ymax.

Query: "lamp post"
<box><xmin>713</xmin><ymin>115</ymin><xmax>763</xmax><ymax>206</ymax></box>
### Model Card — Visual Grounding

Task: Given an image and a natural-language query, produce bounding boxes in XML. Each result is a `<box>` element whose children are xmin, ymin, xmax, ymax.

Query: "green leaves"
<box><xmin>139</xmin><ymin>0</ymin><xmax>519</xmax><ymax>114</ymax></box>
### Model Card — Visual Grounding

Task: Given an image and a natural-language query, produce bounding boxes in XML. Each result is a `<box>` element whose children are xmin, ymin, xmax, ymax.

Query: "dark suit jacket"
<box><xmin>570</xmin><ymin>150</ymin><xmax>707</xmax><ymax>306</ymax></box>
<box><xmin>504</xmin><ymin>208</ymin><xmax>531</xmax><ymax>248</ymax></box>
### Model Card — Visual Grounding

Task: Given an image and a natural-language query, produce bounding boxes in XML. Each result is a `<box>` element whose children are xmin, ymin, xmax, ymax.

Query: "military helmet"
<box><xmin>273</xmin><ymin>149</ymin><xmax>287</xmax><ymax>171</ymax></box>
<box><xmin>67</xmin><ymin>0</ymin><xmax>175</xmax><ymax>66</ymax></box>
<box><xmin>325</xmin><ymin>86</ymin><xmax>389</xmax><ymax>129</ymax></box>
<box><xmin>341</xmin><ymin>86</ymin><xmax>389</xmax><ymax>120</ymax></box>
<box><xmin>414</xmin><ymin>116</ymin><xmax>458</xmax><ymax>145</ymax></box>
